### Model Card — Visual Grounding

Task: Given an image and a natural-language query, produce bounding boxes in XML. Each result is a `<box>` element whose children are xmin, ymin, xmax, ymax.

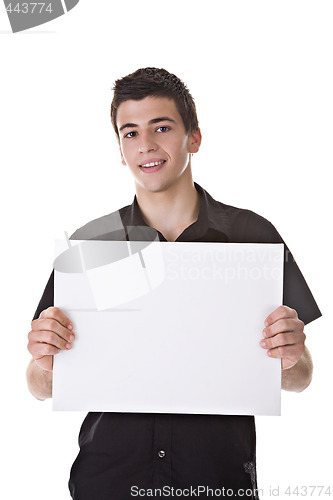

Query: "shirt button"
<box><xmin>158</xmin><ymin>450</ymin><xmax>166</xmax><ymax>458</ymax></box>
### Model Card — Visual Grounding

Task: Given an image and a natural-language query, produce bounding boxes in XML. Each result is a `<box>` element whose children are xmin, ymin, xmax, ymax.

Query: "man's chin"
<box><xmin>135</xmin><ymin>179</ymin><xmax>170</xmax><ymax>194</ymax></box>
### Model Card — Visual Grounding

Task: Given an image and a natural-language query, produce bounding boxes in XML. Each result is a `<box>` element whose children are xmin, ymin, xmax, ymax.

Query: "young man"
<box><xmin>27</xmin><ymin>68</ymin><xmax>321</xmax><ymax>499</ymax></box>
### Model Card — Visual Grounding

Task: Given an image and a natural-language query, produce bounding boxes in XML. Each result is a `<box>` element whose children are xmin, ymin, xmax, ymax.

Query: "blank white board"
<box><xmin>53</xmin><ymin>241</ymin><xmax>283</xmax><ymax>415</ymax></box>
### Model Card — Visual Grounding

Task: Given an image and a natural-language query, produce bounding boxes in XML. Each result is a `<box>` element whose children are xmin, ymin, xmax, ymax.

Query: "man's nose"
<box><xmin>138</xmin><ymin>132</ymin><xmax>157</xmax><ymax>153</ymax></box>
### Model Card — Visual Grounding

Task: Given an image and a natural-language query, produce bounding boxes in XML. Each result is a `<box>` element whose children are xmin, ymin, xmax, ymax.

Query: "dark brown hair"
<box><xmin>111</xmin><ymin>67</ymin><xmax>199</xmax><ymax>140</ymax></box>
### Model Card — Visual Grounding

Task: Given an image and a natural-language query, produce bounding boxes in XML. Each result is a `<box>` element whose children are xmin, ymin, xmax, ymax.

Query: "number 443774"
<box><xmin>6</xmin><ymin>3</ymin><xmax>53</xmax><ymax>14</ymax></box>
<box><xmin>285</xmin><ymin>486</ymin><xmax>332</xmax><ymax>496</ymax></box>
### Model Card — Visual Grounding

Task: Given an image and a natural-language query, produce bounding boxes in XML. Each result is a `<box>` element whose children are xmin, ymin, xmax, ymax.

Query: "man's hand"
<box><xmin>27</xmin><ymin>306</ymin><xmax>75</xmax><ymax>373</ymax></box>
<box><xmin>260</xmin><ymin>305</ymin><xmax>305</xmax><ymax>370</ymax></box>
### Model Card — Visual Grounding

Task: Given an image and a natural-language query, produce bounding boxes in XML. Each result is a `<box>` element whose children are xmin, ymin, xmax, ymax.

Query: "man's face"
<box><xmin>116</xmin><ymin>96</ymin><xmax>201</xmax><ymax>194</ymax></box>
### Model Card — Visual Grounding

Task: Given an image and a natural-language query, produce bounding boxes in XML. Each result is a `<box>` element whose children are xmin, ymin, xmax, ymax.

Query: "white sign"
<box><xmin>53</xmin><ymin>241</ymin><xmax>283</xmax><ymax>415</ymax></box>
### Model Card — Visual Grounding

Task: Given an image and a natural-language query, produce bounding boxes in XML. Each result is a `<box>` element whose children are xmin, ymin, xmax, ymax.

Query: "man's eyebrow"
<box><xmin>119</xmin><ymin>122</ymin><xmax>137</xmax><ymax>132</ymax></box>
<box><xmin>148</xmin><ymin>117</ymin><xmax>176</xmax><ymax>125</ymax></box>
<box><xmin>119</xmin><ymin>117</ymin><xmax>176</xmax><ymax>132</ymax></box>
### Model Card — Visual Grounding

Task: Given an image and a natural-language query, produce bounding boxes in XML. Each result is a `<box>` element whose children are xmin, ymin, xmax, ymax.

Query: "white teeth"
<box><xmin>141</xmin><ymin>160</ymin><xmax>165</xmax><ymax>168</ymax></box>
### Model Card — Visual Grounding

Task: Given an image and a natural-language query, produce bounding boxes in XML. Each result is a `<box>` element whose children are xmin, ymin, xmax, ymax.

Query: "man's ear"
<box><xmin>119</xmin><ymin>146</ymin><xmax>127</xmax><ymax>166</ymax></box>
<box><xmin>188</xmin><ymin>128</ymin><xmax>202</xmax><ymax>154</ymax></box>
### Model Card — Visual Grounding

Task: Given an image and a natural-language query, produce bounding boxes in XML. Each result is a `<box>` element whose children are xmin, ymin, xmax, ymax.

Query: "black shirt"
<box><xmin>33</xmin><ymin>183</ymin><xmax>321</xmax><ymax>499</ymax></box>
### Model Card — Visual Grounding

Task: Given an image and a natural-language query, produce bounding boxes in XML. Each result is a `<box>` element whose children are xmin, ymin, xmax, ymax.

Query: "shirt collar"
<box><xmin>122</xmin><ymin>182</ymin><xmax>229</xmax><ymax>241</ymax></box>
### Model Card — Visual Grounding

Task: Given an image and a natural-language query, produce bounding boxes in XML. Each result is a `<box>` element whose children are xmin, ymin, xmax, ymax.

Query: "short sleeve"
<box><xmin>230</xmin><ymin>210</ymin><xmax>322</xmax><ymax>325</ymax></box>
<box><xmin>282</xmin><ymin>244</ymin><xmax>321</xmax><ymax>325</ymax></box>
<box><xmin>32</xmin><ymin>270</ymin><xmax>54</xmax><ymax>320</ymax></box>
<box><xmin>257</xmin><ymin>219</ymin><xmax>322</xmax><ymax>325</ymax></box>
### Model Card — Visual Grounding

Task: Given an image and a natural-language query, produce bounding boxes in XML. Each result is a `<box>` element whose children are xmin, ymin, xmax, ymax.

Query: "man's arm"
<box><xmin>26</xmin><ymin>358</ymin><xmax>53</xmax><ymax>400</ymax></box>
<box><xmin>281</xmin><ymin>346</ymin><xmax>313</xmax><ymax>392</ymax></box>
<box><xmin>260</xmin><ymin>305</ymin><xmax>313</xmax><ymax>392</ymax></box>
<box><xmin>26</xmin><ymin>307</ymin><xmax>75</xmax><ymax>400</ymax></box>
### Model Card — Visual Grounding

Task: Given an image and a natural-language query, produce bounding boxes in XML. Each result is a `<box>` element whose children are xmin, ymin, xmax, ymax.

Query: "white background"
<box><xmin>0</xmin><ymin>1</ymin><xmax>331</xmax><ymax>498</ymax></box>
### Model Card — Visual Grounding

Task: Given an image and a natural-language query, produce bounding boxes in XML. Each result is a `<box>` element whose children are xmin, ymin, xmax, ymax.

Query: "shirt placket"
<box><xmin>152</xmin><ymin>414</ymin><xmax>173</xmax><ymax>487</ymax></box>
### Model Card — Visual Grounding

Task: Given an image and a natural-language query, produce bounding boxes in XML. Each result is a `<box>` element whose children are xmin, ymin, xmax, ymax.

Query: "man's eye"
<box><xmin>156</xmin><ymin>126</ymin><xmax>170</xmax><ymax>133</ymax></box>
<box><xmin>124</xmin><ymin>131</ymin><xmax>138</xmax><ymax>138</ymax></box>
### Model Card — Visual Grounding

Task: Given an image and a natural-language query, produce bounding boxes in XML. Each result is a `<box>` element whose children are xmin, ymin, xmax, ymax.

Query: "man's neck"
<box><xmin>135</xmin><ymin>175</ymin><xmax>200</xmax><ymax>242</ymax></box>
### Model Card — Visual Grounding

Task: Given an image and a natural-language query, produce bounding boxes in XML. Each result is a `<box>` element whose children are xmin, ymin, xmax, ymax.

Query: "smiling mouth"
<box><xmin>140</xmin><ymin>160</ymin><xmax>166</xmax><ymax>168</ymax></box>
